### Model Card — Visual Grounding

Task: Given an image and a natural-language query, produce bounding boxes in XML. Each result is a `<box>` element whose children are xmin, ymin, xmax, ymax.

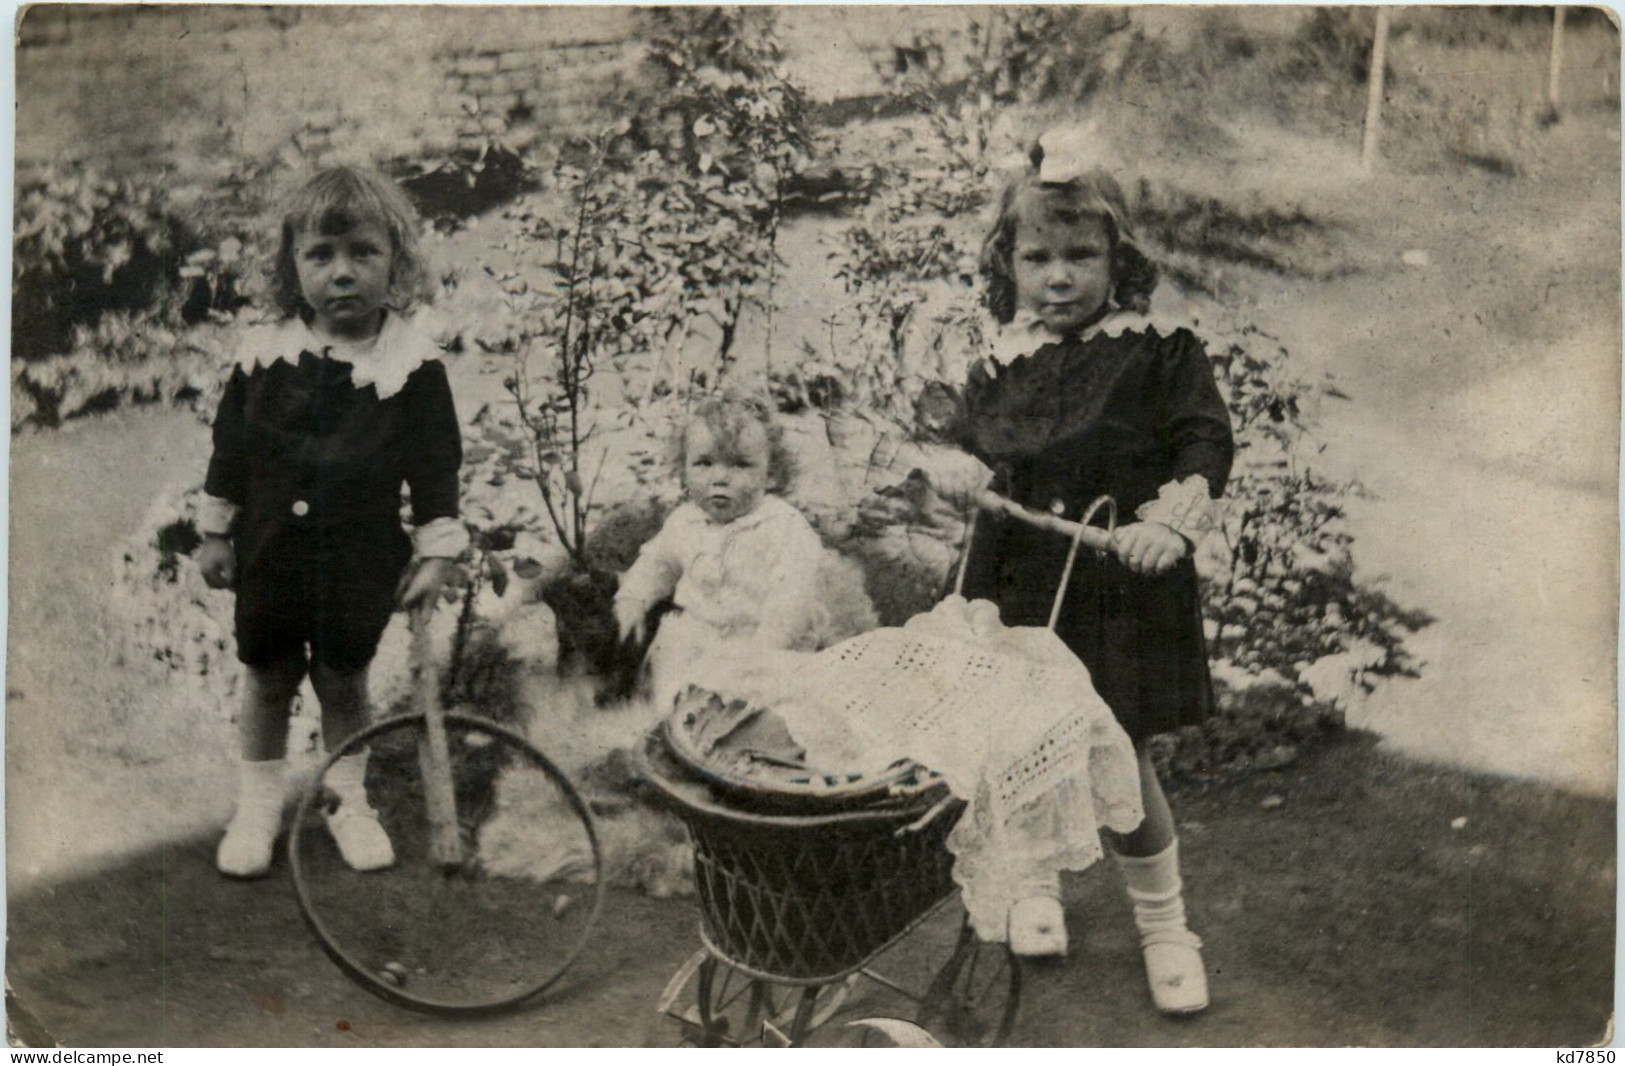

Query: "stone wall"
<box><xmin>436</xmin><ymin>31</ymin><xmax>641</xmax><ymax>155</ymax></box>
<box><xmin>15</xmin><ymin>5</ymin><xmax>642</xmax><ymax>173</ymax></box>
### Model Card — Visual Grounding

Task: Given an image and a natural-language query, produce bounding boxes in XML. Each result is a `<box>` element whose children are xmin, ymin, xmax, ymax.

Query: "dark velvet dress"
<box><xmin>954</xmin><ymin>326</ymin><xmax>1234</xmax><ymax>741</ymax></box>
<box><xmin>205</xmin><ymin>344</ymin><xmax>462</xmax><ymax>671</ymax></box>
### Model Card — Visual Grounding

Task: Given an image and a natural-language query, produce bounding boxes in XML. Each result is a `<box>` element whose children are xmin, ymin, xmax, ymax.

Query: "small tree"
<box><xmin>640</xmin><ymin>6</ymin><xmax>811</xmax><ymax>379</ymax></box>
<box><xmin>486</xmin><ymin>131</ymin><xmax>633</xmax><ymax>570</ymax></box>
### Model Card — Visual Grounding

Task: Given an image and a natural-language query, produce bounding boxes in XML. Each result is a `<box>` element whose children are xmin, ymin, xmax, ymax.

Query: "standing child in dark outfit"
<box><xmin>196</xmin><ymin>167</ymin><xmax>466</xmax><ymax>878</ymax></box>
<box><xmin>929</xmin><ymin>131</ymin><xmax>1233</xmax><ymax>1013</ymax></box>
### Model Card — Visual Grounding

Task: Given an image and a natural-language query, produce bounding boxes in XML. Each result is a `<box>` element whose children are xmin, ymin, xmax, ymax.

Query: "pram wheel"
<box><xmin>654</xmin><ymin>912</ymin><xmax>1021</xmax><ymax>1047</ymax></box>
<box><xmin>914</xmin><ymin>918</ymin><xmax>1022</xmax><ymax>1047</ymax></box>
<box><xmin>289</xmin><ymin>711</ymin><xmax>605</xmax><ymax>1016</ymax></box>
<box><xmin>657</xmin><ymin>950</ymin><xmax>857</xmax><ymax>1047</ymax></box>
<box><xmin>830</xmin><ymin>911</ymin><xmax>1020</xmax><ymax>1047</ymax></box>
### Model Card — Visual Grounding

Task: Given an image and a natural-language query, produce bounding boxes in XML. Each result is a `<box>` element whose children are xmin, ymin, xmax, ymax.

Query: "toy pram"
<box><xmin>637</xmin><ymin>492</ymin><xmax>1143</xmax><ymax>1047</ymax></box>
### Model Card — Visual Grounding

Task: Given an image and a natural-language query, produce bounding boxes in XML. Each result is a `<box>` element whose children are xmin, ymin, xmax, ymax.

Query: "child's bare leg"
<box><xmin>1103</xmin><ymin>745</ymin><xmax>1176</xmax><ymax>857</ymax></box>
<box><xmin>219</xmin><ymin>653</ymin><xmax>306</xmax><ymax>877</ymax></box>
<box><xmin>308</xmin><ymin>660</ymin><xmax>394</xmax><ymax>872</ymax></box>
<box><xmin>308</xmin><ymin>660</ymin><xmax>369</xmax><ymax>751</ymax></box>
<box><xmin>1107</xmin><ymin>742</ymin><xmax>1207</xmax><ymax>1014</ymax></box>
<box><xmin>240</xmin><ymin>654</ymin><xmax>307</xmax><ymax>760</ymax></box>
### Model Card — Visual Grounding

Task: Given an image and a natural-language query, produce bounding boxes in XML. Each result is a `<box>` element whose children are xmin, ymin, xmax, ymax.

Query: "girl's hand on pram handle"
<box><xmin>1108</xmin><ymin>521</ymin><xmax>1189</xmax><ymax>576</ymax></box>
<box><xmin>910</xmin><ymin>451</ymin><xmax>995</xmax><ymax>511</ymax></box>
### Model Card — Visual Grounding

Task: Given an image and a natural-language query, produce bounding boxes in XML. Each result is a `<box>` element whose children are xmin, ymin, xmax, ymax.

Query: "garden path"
<box><xmin>1250</xmin><ymin>113</ymin><xmax>1620</xmax><ymax>795</ymax></box>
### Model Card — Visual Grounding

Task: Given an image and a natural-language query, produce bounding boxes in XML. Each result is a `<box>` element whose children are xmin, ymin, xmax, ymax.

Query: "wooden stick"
<box><xmin>1361</xmin><ymin>7</ymin><xmax>1392</xmax><ymax>172</ymax></box>
<box><xmin>412</xmin><ymin>609</ymin><xmax>463</xmax><ymax>868</ymax></box>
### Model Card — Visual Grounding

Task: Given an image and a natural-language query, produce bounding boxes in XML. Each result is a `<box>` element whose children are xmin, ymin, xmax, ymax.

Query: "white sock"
<box><xmin>1115</xmin><ymin>841</ymin><xmax>1199</xmax><ymax>947</ymax></box>
<box><xmin>217</xmin><ymin>758</ymin><xmax>286</xmax><ymax>877</ymax></box>
<box><xmin>235</xmin><ymin>757</ymin><xmax>287</xmax><ymax>817</ymax></box>
<box><xmin>1116</xmin><ymin>840</ymin><xmax>1208</xmax><ymax>1012</ymax></box>
<box><xmin>326</xmin><ymin>750</ymin><xmax>374</xmax><ymax>814</ymax></box>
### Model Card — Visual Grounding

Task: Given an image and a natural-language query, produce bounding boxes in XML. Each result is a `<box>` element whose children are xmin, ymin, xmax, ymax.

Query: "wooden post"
<box><xmin>1361</xmin><ymin>7</ymin><xmax>1392</xmax><ymax>172</ymax></box>
<box><xmin>1547</xmin><ymin>5</ymin><xmax>1567</xmax><ymax>111</ymax></box>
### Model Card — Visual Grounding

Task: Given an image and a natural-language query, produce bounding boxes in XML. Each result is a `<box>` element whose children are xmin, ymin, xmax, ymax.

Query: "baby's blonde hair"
<box><xmin>677</xmin><ymin>393</ymin><xmax>795</xmax><ymax>494</ymax></box>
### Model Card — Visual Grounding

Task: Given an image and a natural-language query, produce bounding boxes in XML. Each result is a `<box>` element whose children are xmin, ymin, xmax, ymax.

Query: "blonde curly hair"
<box><xmin>979</xmin><ymin>140</ymin><xmax>1158</xmax><ymax>325</ymax></box>
<box><xmin>675</xmin><ymin>392</ymin><xmax>797</xmax><ymax>494</ymax></box>
<box><xmin>264</xmin><ymin>166</ymin><xmax>434</xmax><ymax>319</ymax></box>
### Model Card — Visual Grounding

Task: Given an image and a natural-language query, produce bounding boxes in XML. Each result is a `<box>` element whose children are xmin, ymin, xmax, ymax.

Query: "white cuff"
<box><xmin>412</xmin><ymin>517</ymin><xmax>470</xmax><ymax>558</ymax></box>
<box><xmin>197</xmin><ymin>494</ymin><xmax>239</xmax><ymax>536</ymax></box>
<box><xmin>1135</xmin><ymin>476</ymin><xmax>1222</xmax><ymax>540</ymax></box>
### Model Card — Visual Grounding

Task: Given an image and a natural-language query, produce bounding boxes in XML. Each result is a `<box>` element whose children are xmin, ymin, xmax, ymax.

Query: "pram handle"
<box><xmin>955</xmin><ymin>492</ymin><xmax>1118</xmax><ymax>631</ymax></box>
<box><xmin>973</xmin><ymin>490</ymin><xmax>1117</xmax><ymax>551</ymax></box>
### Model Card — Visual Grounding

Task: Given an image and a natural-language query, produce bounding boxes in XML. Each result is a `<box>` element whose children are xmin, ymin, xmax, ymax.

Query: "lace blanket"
<box><xmin>680</xmin><ymin>597</ymin><xmax>1144</xmax><ymax>940</ymax></box>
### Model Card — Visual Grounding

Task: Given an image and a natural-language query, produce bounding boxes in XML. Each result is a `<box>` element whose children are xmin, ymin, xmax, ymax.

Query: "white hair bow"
<box><xmin>1036</xmin><ymin>123</ymin><xmax>1105</xmax><ymax>184</ymax></box>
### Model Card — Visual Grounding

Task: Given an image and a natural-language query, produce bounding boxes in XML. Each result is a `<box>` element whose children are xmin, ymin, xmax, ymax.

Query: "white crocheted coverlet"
<box><xmin>682</xmin><ymin>596</ymin><xmax>1145</xmax><ymax>940</ymax></box>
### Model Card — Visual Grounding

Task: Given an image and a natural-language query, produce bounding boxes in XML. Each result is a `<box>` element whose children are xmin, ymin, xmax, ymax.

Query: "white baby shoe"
<box><xmin>1140</xmin><ymin>928</ymin><xmax>1209</xmax><ymax>1015</ymax></box>
<box><xmin>325</xmin><ymin>805</ymin><xmax>396</xmax><ymax>872</ymax></box>
<box><xmin>1008</xmin><ymin>896</ymin><xmax>1069</xmax><ymax>957</ymax></box>
<box><xmin>324</xmin><ymin>751</ymin><xmax>395</xmax><ymax>872</ymax></box>
<box><xmin>217</xmin><ymin>759</ymin><xmax>285</xmax><ymax>878</ymax></box>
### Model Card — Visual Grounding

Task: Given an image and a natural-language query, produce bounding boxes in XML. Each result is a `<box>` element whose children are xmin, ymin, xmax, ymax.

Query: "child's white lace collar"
<box><xmin>231</xmin><ymin>313</ymin><xmax>443</xmax><ymax>399</ymax></box>
<box><xmin>986</xmin><ymin>307</ymin><xmax>1186</xmax><ymax>369</ymax></box>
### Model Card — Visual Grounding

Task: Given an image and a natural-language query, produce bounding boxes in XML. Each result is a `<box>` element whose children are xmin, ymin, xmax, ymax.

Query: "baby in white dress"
<box><xmin>614</xmin><ymin>395</ymin><xmax>850</xmax><ymax>711</ymax></box>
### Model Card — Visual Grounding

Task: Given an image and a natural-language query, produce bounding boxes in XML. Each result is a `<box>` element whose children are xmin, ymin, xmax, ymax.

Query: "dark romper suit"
<box><xmin>954</xmin><ymin>326</ymin><xmax>1234</xmax><ymax>742</ymax></box>
<box><xmin>204</xmin><ymin>324</ymin><xmax>463</xmax><ymax>671</ymax></box>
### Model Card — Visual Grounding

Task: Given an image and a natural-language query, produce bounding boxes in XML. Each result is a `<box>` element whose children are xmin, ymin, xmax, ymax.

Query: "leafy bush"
<box><xmin>638</xmin><ymin>6</ymin><xmax>812</xmax><ymax>375</ymax></box>
<box><xmin>811</xmin><ymin>90</ymin><xmax>992</xmax><ymax>426</ymax></box>
<box><xmin>1165</xmin><ymin>318</ymin><xmax>1431</xmax><ymax>776</ymax></box>
<box><xmin>1285</xmin><ymin>8</ymin><xmax>1380</xmax><ymax>85</ymax></box>
<box><xmin>12</xmin><ymin>313</ymin><xmax>232</xmax><ymax>431</ymax></box>
<box><xmin>1152</xmin><ymin>681</ymin><xmax>1345</xmax><ymax>781</ymax></box>
<box><xmin>11</xmin><ymin>157</ymin><xmax>282</xmax><ymax>431</ymax></box>
<box><xmin>13</xmin><ymin>165</ymin><xmax>189</xmax><ymax>362</ymax></box>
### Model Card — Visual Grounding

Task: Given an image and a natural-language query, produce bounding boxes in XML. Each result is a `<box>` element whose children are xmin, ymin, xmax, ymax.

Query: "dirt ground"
<box><xmin>5</xmin><ymin>732</ymin><xmax>1614</xmax><ymax>1048</ymax></box>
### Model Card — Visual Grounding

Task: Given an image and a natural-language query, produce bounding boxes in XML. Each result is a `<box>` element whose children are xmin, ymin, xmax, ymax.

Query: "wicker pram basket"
<box><xmin>636</xmin><ymin>731</ymin><xmax>964</xmax><ymax>982</ymax></box>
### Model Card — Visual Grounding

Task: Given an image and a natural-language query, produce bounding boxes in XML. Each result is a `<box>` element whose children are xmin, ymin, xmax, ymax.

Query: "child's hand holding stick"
<box><xmin>396</xmin><ymin>557</ymin><xmax>454</xmax><ymax>612</ymax></box>
<box><xmin>199</xmin><ymin>534</ymin><xmax>235</xmax><ymax>589</ymax></box>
